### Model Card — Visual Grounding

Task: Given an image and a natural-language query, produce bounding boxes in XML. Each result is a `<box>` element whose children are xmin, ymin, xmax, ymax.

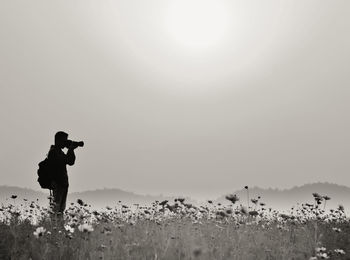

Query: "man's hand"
<box><xmin>66</xmin><ymin>147</ymin><xmax>76</xmax><ymax>166</ymax></box>
<box><xmin>67</xmin><ymin>144</ymin><xmax>76</xmax><ymax>150</ymax></box>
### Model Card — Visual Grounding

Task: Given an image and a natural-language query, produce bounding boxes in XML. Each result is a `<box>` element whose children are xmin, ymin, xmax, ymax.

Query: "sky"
<box><xmin>0</xmin><ymin>0</ymin><xmax>349</xmax><ymax>200</ymax></box>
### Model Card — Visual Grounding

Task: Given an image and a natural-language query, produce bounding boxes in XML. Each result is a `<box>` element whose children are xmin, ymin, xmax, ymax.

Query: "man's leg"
<box><xmin>52</xmin><ymin>182</ymin><xmax>60</xmax><ymax>213</ymax></box>
<box><xmin>59</xmin><ymin>186</ymin><xmax>68</xmax><ymax>213</ymax></box>
<box><xmin>52</xmin><ymin>182</ymin><xmax>65</xmax><ymax>214</ymax></box>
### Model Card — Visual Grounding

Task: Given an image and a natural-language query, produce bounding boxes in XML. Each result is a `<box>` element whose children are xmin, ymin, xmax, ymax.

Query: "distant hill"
<box><xmin>0</xmin><ymin>186</ymin><xmax>46</xmax><ymax>204</ymax></box>
<box><xmin>1</xmin><ymin>182</ymin><xmax>349</xmax><ymax>212</ymax></box>
<box><xmin>216</xmin><ymin>182</ymin><xmax>350</xmax><ymax>213</ymax></box>
<box><xmin>69</xmin><ymin>188</ymin><xmax>187</xmax><ymax>209</ymax></box>
<box><xmin>0</xmin><ymin>186</ymin><xmax>192</xmax><ymax>209</ymax></box>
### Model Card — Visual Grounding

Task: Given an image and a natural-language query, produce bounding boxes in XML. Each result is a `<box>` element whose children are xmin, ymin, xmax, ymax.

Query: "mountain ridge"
<box><xmin>1</xmin><ymin>182</ymin><xmax>349</xmax><ymax>212</ymax></box>
<box><xmin>216</xmin><ymin>182</ymin><xmax>350</xmax><ymax>213</ymax></box>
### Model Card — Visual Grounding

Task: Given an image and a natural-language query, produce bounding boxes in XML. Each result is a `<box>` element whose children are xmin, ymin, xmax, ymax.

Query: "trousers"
<box><xmin>51</xmin><ymin>182</ymin><xmax>68</xmax><ymax>213</ymax></box>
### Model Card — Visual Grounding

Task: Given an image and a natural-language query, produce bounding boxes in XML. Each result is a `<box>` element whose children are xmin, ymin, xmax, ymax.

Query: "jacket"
<box><xmin>47</xmin><ymin>145</ymin><xmax>75</xmax><ymax>186</ymax></box>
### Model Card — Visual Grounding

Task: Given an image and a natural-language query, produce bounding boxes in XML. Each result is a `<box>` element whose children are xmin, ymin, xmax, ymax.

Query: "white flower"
<box><xmin>332</xmin><ymin>227</ymin><xmax>341</xmax><ymax>233</ymax></box>
<box><xmin>317</xmin><ymin>252</ymin><xmax>329</xmax><ymax>259</ymax></box>
<box><xmin>33</xmin><ymin>227</ymin><xmax>46</xmax><ymax>238</ymax></box>
<box><xmin>64</xmin><ymin>225</ymin><xmax>75</xmax><ymax>233</ymax></box>
<box><xmin>189</xmin><ymin>208</ymin><xmax>197</xmax><ymax>214</ymax></box>
<box><xmin>334</xmin><ymin>249</ymin><xmax>345</xmax><ymax>255</ymax></box>
<box><xmin>78</xmin><ymin>223</ymin><xmax>94</xmax><ymax>233</ymax></box>
<box><xmin>316</xmin><ymin>247</ymin><xmax>326</xmax><ymax>253</ymax></box>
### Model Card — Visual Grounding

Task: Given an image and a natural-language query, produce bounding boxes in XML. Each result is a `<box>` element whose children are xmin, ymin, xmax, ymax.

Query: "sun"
<box><xmin>165</xmin><ymin>0</ymin><xmax>229</xmax><ymax>50</ymax></box>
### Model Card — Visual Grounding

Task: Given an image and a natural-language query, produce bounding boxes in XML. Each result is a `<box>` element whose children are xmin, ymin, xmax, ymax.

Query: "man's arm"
<box><xmin>66</xmin><ymin>148</ymin><xmax>76</xmax><ymax>166</ymax></box>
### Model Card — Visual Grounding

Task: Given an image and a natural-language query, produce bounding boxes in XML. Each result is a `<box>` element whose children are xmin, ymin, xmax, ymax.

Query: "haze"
<box><xmin>0</xmin><ymin>0</ymin><xmax>349</xmax><ymax>200</ymax></box>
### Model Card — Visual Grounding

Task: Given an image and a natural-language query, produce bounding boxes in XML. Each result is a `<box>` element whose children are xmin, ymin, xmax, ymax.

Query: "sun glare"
<box><xmin>165</xmin><ymin>0</ymin><xmax>229</xmax><ymax>50</ymax></box>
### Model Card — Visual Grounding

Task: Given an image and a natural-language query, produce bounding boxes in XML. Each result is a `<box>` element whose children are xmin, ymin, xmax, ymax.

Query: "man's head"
<box><xmin>55</xmin><ymin>131</ymin><xmax>68</xmax><ymax>149</ymax></box>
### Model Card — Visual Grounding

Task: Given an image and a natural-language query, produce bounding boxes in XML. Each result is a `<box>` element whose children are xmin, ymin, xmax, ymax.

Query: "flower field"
<box><xmin>0</xmin><ymin>191</ymin><xmax>349</xmax><ymax>259</ymax></box>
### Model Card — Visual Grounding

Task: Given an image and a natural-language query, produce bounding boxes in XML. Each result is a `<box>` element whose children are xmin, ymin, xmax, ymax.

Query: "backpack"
<box><xmin>37</xmin><ymin>156</ymin><xmax>53</xmax><ymax>190</ymax></box>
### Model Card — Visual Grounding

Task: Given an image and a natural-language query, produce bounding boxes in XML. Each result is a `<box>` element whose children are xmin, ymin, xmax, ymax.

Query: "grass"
<box><xmin>0</xmin><ymin>192</ymin><xmax>349</xmax><ymax>260</ymax></box>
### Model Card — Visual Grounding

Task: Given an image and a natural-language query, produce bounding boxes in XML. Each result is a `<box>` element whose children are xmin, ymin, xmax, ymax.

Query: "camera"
<box><xmin>65</xmin><ymin>140</ymin><xmax>84</xmax><ymax>149</ymax></box>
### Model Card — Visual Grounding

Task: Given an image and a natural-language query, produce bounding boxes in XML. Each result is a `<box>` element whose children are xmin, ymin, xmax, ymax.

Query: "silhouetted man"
<box><xmin>48</xmin><ymin>131</ymin><xmax>76</xmax><ymax>214</ymax></box>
